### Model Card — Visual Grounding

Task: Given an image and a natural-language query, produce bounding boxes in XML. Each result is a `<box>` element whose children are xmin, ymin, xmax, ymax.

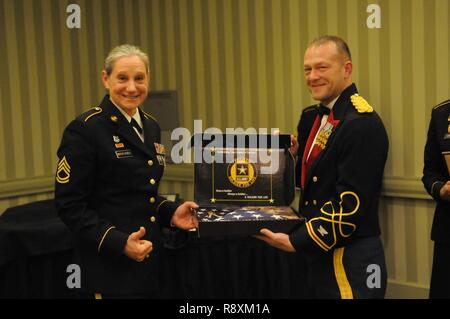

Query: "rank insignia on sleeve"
<box><xmin>351</xmin><ymin>94</ymin><xmax>373</xmax><ymax>113</ymax></box>
<box><xmin>56</xmin><ymin>156</ymin><xmax>71</xmax><ymax>184</ymax></box>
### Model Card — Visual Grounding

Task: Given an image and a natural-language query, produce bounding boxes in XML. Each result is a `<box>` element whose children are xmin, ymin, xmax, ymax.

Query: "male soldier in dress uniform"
<box><xmin>257</xmin><ymin>36</ymin><xmax>389</xmax><ymax>298</ymax></box>
<box><xmin>422</xmin><ymin>99</ymin><xmax>450</xmax><ymax>299</ymax></box>
<box><xmin>55</xmin><ymin>45</ymin><xmax>198</xmax><ymax>298</ymax></box>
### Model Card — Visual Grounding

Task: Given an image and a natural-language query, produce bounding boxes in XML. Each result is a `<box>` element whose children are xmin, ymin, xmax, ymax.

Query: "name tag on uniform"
<box><xmin>115</xmin><ymin>149</ymin><xmax>133</xmax><ymax>159</ymax></box>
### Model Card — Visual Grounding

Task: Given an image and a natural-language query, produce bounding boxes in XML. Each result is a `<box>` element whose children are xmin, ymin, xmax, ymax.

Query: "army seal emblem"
<box><xmin>227</xmin><ymin>159</ymin><xmax>257</xmax><ymax>188</ymax></box>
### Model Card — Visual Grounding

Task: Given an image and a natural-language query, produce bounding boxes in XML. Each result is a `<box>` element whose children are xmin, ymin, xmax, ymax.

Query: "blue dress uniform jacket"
<box><xmin>422</xmin><ymin>100</ymin><xmax>450</xmax><ymax>243</ymax></box>
<box><xmin>291</xmin><ymin>84</ymin><xmax>389</xmax><ymax>254</ymax></box>
<box><xmin>54</xmin><ymin>95</ymin><xmax>178</xmax><ymax>295</ymax></box>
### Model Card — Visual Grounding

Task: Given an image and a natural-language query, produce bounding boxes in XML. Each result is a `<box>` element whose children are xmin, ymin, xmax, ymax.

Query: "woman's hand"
<box><xmin>124</xmin><ymin>227</ymin><xmax>153</xmax><ymax>262</ymax></box>
<box><xmin>171</xmin><ymin>201</ymin><xmax>199</xmax><ymax>230</ymax></box>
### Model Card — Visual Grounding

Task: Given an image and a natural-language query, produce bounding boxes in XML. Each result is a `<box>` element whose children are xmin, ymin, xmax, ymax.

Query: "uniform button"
<box><xmin>150</xmin><ymin>216</ymin><xmax>156</xmax><ymax>223</ymax></box>
<box><xmin>149</xmin><ymin>178</ymin><xmax>156</xmax><ymax>185</ymax></box>
<box><xmin>148</xmin><ymin>160</ymin><xmax>153</xmax><ymax>166</ymax></box>
<box><xmin>305</xmin><ymin>201</ymin><xmax>309</xmax><ymax>206</ymax></box>
<box><xmin>149</xmin><ymin>197</ymin><xmax>156</xmax><ymax>204</ymax></box>
<box><xmin>313</xmin><ymin>176</ymin><xmax>318</xmax><ymax>182</ymax></box>
<box><xmin>313</xmin><ymin>200</ymin><xmax>317</xmax><ymax>205</ymax></box>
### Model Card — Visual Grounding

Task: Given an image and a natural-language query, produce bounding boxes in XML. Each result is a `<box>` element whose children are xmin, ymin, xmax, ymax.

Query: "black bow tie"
<box><xmin>130</xmin><ymin>118</ymin><xmax>143</xmax><ymax>134</ymax></box>
<box><xmin>317</xmin><ymin>104</ymin><xmax>331</xmax><ymax>116</ymax></box>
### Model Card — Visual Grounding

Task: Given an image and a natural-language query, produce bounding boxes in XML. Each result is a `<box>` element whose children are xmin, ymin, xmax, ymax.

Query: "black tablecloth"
<box><xmin>0</xmin><ymin>200</ymin><xmax>307</xmax><ymax>299</ymax></box>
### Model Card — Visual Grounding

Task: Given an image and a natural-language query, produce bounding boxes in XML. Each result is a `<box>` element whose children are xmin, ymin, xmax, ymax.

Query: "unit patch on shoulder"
<box><xmin>56</xmin><ymin>156</ymin><xmax>71</xmax><ymax>184</ymax></box>
<box><xmin>350</xmin><ymin>94</ymin><xmax>373</xmax><ymax>113</ymax></box>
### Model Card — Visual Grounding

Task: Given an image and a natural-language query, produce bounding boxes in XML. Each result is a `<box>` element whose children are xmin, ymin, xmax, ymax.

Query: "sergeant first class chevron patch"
<box><xmin>56</xmin><ymin>156</ymin><xmax>71</xmax><ymax>184</ymax></box>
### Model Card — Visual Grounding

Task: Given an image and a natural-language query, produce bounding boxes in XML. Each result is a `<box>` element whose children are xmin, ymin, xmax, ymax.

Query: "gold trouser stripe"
<box><xmin>333</xmin><ymin>247</ymin><xmax>353</xmax><ymax>299</ymax></box>
<box><xmin>94</xmin><ymin>293</ymin><xmax>102</xmax><ymax>299</ymax></box>
<box><xmin>97</xmin><ymin>226</ymin><xmax>116</xmax><ymax>252</ymax></box>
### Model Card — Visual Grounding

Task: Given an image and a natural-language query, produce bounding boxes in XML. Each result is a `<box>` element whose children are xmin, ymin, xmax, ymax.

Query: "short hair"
<box><xmin>104</xmin><ymin>44</ymin><xmax>150</xmax><ymax>75</ymax></box>
<box><xmin>307</xmin><ymin>35</ymin><xmax>352</xmax><ymax>61</ymax></box>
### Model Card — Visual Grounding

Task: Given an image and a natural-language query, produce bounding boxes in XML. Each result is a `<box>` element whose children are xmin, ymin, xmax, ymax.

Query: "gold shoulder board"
<box><xmin>350</xmin><ymin>94</ymin><xmax>373</xmax><ymax>113</ymax></box>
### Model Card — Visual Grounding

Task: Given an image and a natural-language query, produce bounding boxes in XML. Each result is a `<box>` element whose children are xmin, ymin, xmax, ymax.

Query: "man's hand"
<box><xmin>290</xmin><ymin>134</ymin><xmax>299</xmax><ymax>157</ymax></box>
<box><xmin>254</xmin><ymin>228</ymin><xmax>296</xmax><ymax>253</ymax></box>
<box><xmin>171</xmin><ymin>201</ymin><xmax>199</xmax><ymax>230</ymax></box>
<box><xmin>124</xmin><ymin>227</ymin><xmax>153</xmax><ymax>262</ymax></box>
<box><xmin>440</xmin><ymin>181</ymin><xmax>450</xmax><ymax>201</ymax></box>
<box><xmin>273</xmin><ymin>130</ymin><xmax>298</xmax><ymax>158</ymax></box>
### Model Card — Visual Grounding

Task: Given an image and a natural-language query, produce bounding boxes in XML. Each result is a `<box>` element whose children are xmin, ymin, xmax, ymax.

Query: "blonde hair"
<box><xmin>104</xmin><ymin>44</ymin><xmax>150</xmax><ymax>75</ymax></box>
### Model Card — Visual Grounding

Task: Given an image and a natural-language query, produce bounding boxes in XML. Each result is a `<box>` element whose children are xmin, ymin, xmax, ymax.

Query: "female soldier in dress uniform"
<box><xmin>55</xmin><ymin>44</ymin><xmax>198</xmax><ymax>298</ymax></box>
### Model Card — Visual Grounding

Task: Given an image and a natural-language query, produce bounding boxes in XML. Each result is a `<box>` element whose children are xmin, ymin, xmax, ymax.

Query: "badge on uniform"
<box><xmin>156</xmin><ymin>154</ymin><xmax>166</xmax><ymax>166</ymax></box>
<box><xmin>154</xmin><ymin>143</ymin><xmax>166</xmax><ymax>155</ymax></box>
<box><xmin>154</xmin><ymin>143</ymin><xmax>166</xmax><ymax>166</ymax></box>
<box><xmin>113</xmin><ymin>135</ymin><xmax>125</xmax><ymax>148</ymax></box>
<box><xmin>315</xmin><ymin>123</ymin><xmax>334</xmax><ymax>150</ymax></box>
<box><xmin>115</xmin><ymin>149</ymin><xmax>133</xmax><ymax>159</ymax></box>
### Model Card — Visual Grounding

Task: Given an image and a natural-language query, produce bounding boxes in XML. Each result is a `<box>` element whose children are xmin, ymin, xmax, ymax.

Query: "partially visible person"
<box><xmin>422</xmin><ymin>99</ymin><xmax>450</xmax><ymax>299</ymax></box>
<box><xmin>54</xmin><ymin>44</ymin><xmax>198</xmax><ymax>298</ymax></box>
<box><xmin>257</xmin><ymin>35</ymin><xmax>389</xmax><ymax>299</ymax></box>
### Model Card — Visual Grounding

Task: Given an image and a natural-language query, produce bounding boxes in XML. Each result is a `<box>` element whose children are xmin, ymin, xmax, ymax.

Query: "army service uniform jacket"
<box><xmin>55</xmin><ymin>95</ymin><xmax>178</xmax><ymax>295</ymax></box>
<box><xmin>422</xmin><ymin>100</ymin><xmax>450</xmax><ymax>243</ymax></box>
<box><xmin>291</xmin><ymin>84</ymin><xmax>389</xmax><ymax>254</ymax></box>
